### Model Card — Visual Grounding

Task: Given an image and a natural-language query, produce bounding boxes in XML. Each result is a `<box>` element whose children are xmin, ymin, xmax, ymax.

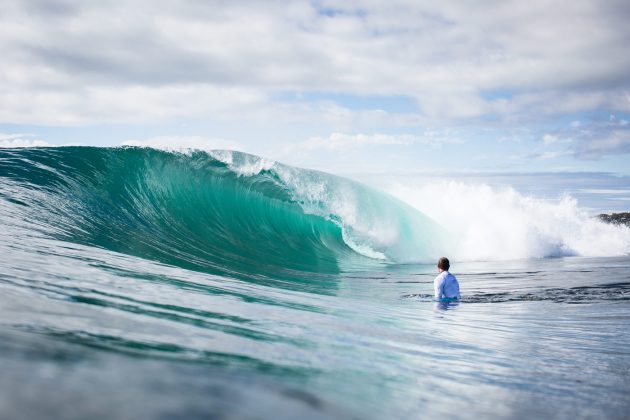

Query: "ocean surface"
<box><xmin>1</xmin><ymin>147</ymin><xmax>629</xmax><ymax>419</ymax></box>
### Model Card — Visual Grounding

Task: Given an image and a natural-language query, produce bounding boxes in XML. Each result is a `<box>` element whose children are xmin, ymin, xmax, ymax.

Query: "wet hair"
<box><xmin>437</xmin><ymin>257</ymin><xmax>450</xmax><ymax>271</ymax></box>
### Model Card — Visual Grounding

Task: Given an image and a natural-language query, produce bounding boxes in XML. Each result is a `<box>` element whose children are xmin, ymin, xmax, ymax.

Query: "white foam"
<box><xmin>120</xmin><ymin>140</ymin><xmax>276</xmax><ymax>177</ymax></box>
<box><xmin>0</xmin><ymin>136</ymin><xmax>51</xmax><ymax>148</ymax></box>
<box><xmin>341</xmin><ymin>230</ymin><xmax>388</xmax><ymax>260</ymax></box>
<box><xmin>387</xmin><ymin>180</ymin><xmax>630</xmax><ymax>261</ymax></box>
<box><xmin>272</xmin><ymin>165</ymin><xmax>411</xmax><ymax>261</ymax></box>
<box><xmin>205</xmin><ymin>150</ymin><xmax>276</xmax><ymax>177</ymax></box>
<box><xmin>121</xmin><ymin>136</ymin><xmax>240</xmax><ymax>154</ymax></box>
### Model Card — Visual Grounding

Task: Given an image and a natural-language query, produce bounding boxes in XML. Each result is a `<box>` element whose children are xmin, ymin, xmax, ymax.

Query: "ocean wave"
<box><xmin>0</xmin><ymin>147</ymin><xmax>443</xmax><ymax>281</ymax></box>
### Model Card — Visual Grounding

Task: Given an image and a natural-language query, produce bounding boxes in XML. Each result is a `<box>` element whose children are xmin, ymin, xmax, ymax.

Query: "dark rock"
<box><xmin>597</xmin><ymin>212</ymin><xmax>630</xmax><ymax>227</ymax></box>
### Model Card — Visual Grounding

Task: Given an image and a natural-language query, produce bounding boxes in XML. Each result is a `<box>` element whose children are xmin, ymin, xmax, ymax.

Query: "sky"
<box><xmin>1</xmin><ymin>0</ymin><xmax>630</xmax><ymax>177</ymax></box>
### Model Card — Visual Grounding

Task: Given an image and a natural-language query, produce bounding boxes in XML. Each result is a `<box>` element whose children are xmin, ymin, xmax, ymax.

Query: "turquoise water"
<box><xmin>1</xmin><ymin>147</ymin><xmax>629</xmax><ymax>419</ymax></box>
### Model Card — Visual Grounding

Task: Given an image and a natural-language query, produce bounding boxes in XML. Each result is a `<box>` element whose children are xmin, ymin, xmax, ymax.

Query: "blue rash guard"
<box><xmin>434</xmin><ymin>271</ymin><xmax>461</xmax><ymax>300</ymax></box>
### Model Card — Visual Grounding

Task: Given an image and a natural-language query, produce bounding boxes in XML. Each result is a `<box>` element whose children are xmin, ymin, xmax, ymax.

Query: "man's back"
<box><xmin>434</xmin><ymin>271</ymin><xmax>460</xmax><ymax>300</ymax></box>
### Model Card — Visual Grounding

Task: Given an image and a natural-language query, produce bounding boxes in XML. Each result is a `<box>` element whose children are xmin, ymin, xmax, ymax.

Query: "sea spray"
<box><xmin>388</xmin><ymin>180</ymin><xmax>630</xmax><ymax>261</ymax></box>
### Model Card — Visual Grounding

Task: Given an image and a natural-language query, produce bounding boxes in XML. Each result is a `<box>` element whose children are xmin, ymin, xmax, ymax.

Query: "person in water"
<box><xmin>434</xmin><ymin>257</ymin><xmax>460</xmax><ymax>301</ymax></box>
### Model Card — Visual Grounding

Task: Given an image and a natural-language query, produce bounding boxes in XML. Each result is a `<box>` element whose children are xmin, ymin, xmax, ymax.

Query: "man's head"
<box><xmin>437</xmin><ymin>257</ymin><xmax>450</xmax><ymax>272</ymax></box>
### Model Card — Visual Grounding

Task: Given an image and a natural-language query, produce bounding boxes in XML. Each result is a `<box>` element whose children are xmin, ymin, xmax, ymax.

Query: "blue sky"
<box><xmin>1</xmin><ymin>0</ymin><xmax>630</xmax><ymax>177</ymax></box>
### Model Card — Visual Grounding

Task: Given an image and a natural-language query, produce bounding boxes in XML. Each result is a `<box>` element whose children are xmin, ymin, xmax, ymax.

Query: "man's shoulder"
<box><xmin>434</xmin><ymin>271</ymin><xmax>448</xmax><ymax>282</ymax></box>
<box><xmin>446</xmin><ymin>272</ymin><xmax>458</xmax><ymax>282</ymax></box>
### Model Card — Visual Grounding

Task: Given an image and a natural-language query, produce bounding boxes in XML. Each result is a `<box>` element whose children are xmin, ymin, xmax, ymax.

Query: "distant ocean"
<box><xmin>1</xmin><ymin>147</ymin><xmax>629</xmax><ymax>419</ymax></box>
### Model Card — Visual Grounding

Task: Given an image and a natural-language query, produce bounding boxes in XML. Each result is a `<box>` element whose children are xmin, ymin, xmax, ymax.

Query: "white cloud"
<box><xmin>0</xmin><ymin>133</ymin><xmax>51</xmax><ymax>148</ymax></box>
<box><xmin>579</xmin><ymin>188</ymin><xmax>630</xmax><ymax>194</ymax></box>
<box><xmin>538</xmin><ymin>150</ymin><xmax>572</xmax><ymax>160</ymax></box>
<box><xmin>291</xmin><ymin>131</ymin><xmax>462</xmax><ymax>152</ymax></box>
<box><xmin>576</xmin><ymin>129</ymin><xmax>630</xmax><ymax>159</ymax></box>
<box><xmin>0</xmin><ymin>84</ymin><xmax>266</xmax><ymax>126</ymax></box>
<box><xmin>535</xmin><ymin>115</ymin><xmax>630</xmax><ymax>160</ymax></box>
<box><xmin>0</xmin><ymin>0</ymin><xmax>628</xmax><ymax>125</ymax></box>
<box><xmin>298</xmin><ymin>133</ymin><xmax>414</xmax><ymax>151</ymax></box>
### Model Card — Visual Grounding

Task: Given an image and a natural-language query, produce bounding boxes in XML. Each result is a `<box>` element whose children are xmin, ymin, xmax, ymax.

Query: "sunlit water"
<box><xmin>1</xmin><ymin>224</ymin><xmax>629</xmax><ymax>419</ymax></box>
<box><xmin>1</xmin><ymin>147</ymin><xmax>629</xmax><ymax>419</ymax></box>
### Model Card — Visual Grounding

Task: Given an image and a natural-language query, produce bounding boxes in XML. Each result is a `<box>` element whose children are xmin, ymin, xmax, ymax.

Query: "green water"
<box><xmin>1</xmin><ymin>147</ymin><xmax>629</xmax><ymax>419</ymax></box>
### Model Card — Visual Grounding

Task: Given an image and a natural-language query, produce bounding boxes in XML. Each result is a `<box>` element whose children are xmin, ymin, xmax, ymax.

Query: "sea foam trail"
<box><xmin>388</xmin><ymin>181</ymin><xmax>630</xmax><ymax>261</ymax></box>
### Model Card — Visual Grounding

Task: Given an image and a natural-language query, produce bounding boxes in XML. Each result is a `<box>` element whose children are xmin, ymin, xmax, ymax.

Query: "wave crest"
<box><xmin>0</xmin><ymin>147</ymin><xmax>443</xmax><ymax>282</ymax></box>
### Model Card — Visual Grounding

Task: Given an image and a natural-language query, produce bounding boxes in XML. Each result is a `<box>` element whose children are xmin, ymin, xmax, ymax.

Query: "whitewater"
<box><xmin>1</xmin><ymin>147</ymin><xmax>629</xmax><ymax>419</ymax></box>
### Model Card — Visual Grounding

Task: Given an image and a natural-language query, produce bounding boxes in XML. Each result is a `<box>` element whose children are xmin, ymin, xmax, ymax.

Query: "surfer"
<box><xmin>434</xmin><ymin>257</ymin><xmax>460</xmax><ymax>301</ymax></box>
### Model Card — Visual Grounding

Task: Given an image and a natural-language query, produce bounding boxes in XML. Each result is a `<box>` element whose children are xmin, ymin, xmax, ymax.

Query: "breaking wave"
<box><xmin>0</xmin><ymin>147</ymin><xmax>443</xmax><ymax>282</ymax></box>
